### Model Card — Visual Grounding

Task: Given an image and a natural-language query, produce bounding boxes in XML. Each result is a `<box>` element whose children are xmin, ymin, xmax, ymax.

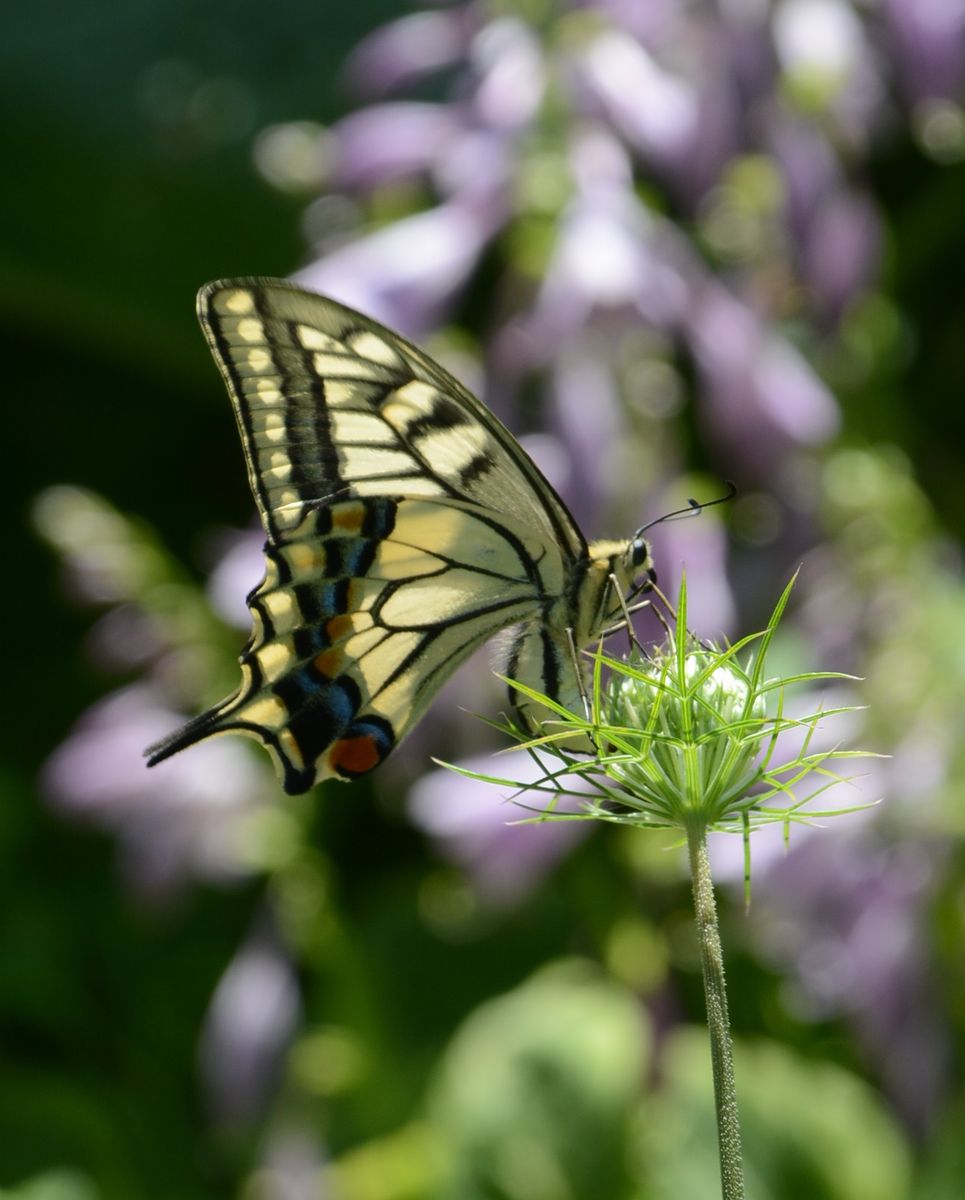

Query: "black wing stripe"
<box><xmin>202</xmin><ymin>288</ymin><xmax>281</xmax><ymax>541</ymax></box>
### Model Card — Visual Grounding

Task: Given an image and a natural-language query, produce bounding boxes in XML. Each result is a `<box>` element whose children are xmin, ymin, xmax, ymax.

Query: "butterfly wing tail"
<box><xmin>145</xmin><ymin>706</ymin><xmax>227</xmax><ymax>768</ymax></box>
<box><xmin>144</xmin><ymin>692</ymin><xmax>322</xmax><ymax>794</ymax></box>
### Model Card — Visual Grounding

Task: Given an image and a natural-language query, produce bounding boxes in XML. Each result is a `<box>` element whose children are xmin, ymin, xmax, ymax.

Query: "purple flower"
<box><xmin>408</xmin><ymin>751</ymin><xmax>589</xmax><ymax>907</ymax></box>
<box><xmin>802</xmin><ymin>189</ymin><xmax>881</xmax><ymax>322</ymax></box>
<box><xmin>469</xmin><ymin>17</ymin><xmax>545</xmax><ymax>131</ymax></box>
<box><xmin>295</xmin><ymin>198</ymin><xmax>502</xmax><ymax>338</ymax></box>
<box><xmin>572</xmin><ymin>27</ymin><xmax>698</xmax><ymax>169</ymax></box>
<box><xmin>647</xmin><ymin>504</ymin><xmax>737</xmax><ymax>641</ymax></box>
<box><xmin>251</xmin><ymin>1125</ymin><xmax>330</xmax><ymax>1199</ymax></box>
<box><xmin>769</xmin><ymin>116</ymin><xmax>842</xmax><ymax>248</ymax></box>
<box><xmin>328</xmin><ymin>103</ymin><xmax>460</xmax><ymax>192</ymax></box>
<box><xmin>200</xmin><ymin>916</ymin><xmax>301</xmax><ymax>1125</ymax></box>
<box><xmin>749</xmin><ymin>829</ymin><xmax>949</xmax><ymax>1134</ymax></box>
<box><xmin>206</xmin><ymin>526</ymin><xmax>265</xmax><ymax>631</ymax></box>
<box><xmin>543</xmin><ymin>189</ymin><xmax>675</xmax><ymax>327</ymax></box>
<box><xmin>496</xmin><ymin>132</ymin><xmax>689</xmax><ymax>372</ymax></box>
<box><xmin>592</xmin><ymin>0</ymin><xmax>691</xmax><ymax>45</ymax></box>
<box><xmin>42</xmin><ymin>685</ymin><xmax>271</xmax><ymax>896</ymax></box>
<box><xmin>686</xmin><ymin>283</ymin><xmax>840</xmax><ymax>477</ymax></box>
<box><xmin>344</xmin><ymin>8</ymin><xmax>476</xmax><ymax>97</ymax></box>
<box><xmin>773</xmin><ymin>0</ymin><xmax>867</xmax><ymax>94</ymax></box>
<box><xmin>883</xmin><ymin>0</ymin><xmax>965</xmax><ymax>104</ymax></box>
<box><xmin>546</xmin><ymin>342</ymin><xmax>624</xmax><ymax>530</ymax></box>
<box><xmin>85</xmin><ymin>603</ymin><xmax>167</xmax><ymax>671</ymax></box>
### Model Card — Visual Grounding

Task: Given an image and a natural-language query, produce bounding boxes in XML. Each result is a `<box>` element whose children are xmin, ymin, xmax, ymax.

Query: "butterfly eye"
<box><xmin>630</xmin><ymin>537</ymin><xmax>650</xmax><ymax>568</ymax></box>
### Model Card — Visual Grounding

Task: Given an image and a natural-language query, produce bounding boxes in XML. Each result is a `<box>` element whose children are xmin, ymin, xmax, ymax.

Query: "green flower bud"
<box><xmin>605</xmin><ymin>644</ymin><xmax>768</xmax><ymax>826</ymax></box>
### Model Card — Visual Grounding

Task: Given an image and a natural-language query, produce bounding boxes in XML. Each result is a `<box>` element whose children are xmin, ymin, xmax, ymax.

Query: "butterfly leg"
<box><xmin>565</xmin><ymin>625</ymin><xmax>593</xmax><ymax>720</ymax></box>
<box><xmin>605</xmin><ymin>572</ymin><xmax>648</xmax><ymax>654</ymax></box>
<box><xmin>649</xmin><ymin>581</ymin><xmax>678</xmax><ymax>622</ymax></box>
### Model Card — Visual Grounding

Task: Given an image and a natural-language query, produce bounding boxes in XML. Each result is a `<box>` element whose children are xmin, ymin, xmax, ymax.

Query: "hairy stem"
<box><xmin>686</xmin><ymin>820</ymin><xmax>745</xmax><ymax>1200</ymax></box>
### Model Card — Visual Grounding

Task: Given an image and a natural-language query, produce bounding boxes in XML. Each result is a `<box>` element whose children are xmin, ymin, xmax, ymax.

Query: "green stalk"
<box><xmin>686</xmin><ymin>819</ymin><xmax>745</xmax><ymax>1200</ymax></box>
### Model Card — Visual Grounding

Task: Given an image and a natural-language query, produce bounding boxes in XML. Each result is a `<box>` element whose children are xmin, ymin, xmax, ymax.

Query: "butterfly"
<box><xmin>146</xmin><ymin>278</ymin><xmax>655</xmax><ymax>793</ymax></box>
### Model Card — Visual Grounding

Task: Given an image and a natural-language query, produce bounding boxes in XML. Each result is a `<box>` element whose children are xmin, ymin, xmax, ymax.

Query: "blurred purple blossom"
<box><xmin>688</xmin><ymin>283</ymin><xmax>840</xmax><ymax>477</ymax></box>
<box><xmin>547</xmin><ymin>342</ymin><xmax>625</xmax><ymax>529</ymax></box>
<box><xmin>470</xmin><ymin>18</ymin><xmax>545</xmax><ymax>131</ymax></box>
<box><xmin>541</xmin><ymin>185</ymin><xmax>683</xmax><ymax>332</ymax></box>
<box><xmin>328</xmin><ymin>103</ymin><xmax>461</xmax><ymax>192</ymax></box>
<box><xmin>408</xmin><ymin>751</ymin><xmax>589</xmax><ymax>906</ymax></box>
<box><xmin>802</xmin><ymin>190</ymin><xmax>881</xmax><ymax>322</ymax></box>
<box><xmin>295</xmin><ymin>199</ymin><xmax>503</xmax><ymax>338</ymax></box>
<box><xmin>884</xmin><ymin>0</ymin><xmax>965</xmax><ymax>104</ymax></box>
<box><xmin>277</xmin><ymin>0</ymin><xmax>924</xmax><ymax>546</ymax></box>
<box><xmin>344</xmin><ymin>8</ymin><xmax>476</xmax><ymax>98</ymax></box>
<box><xmin>206</xmin><ymin>526</ymin><xmax>265</xmax><ymax>630</ymax></box>
<box><xmin>85</xmin><ymin>603</ymin><xmax>167</xmax><ymax>671</ymax></box>
<box><xmin>251</xmin><ymin>1124</ymin><xmax>330</xmax><ymax>1200</ymax></box>
<box><xmin>42</xmin><ymin>684</ymin><xmax>271</xmax><ymax>896</ymax></box>
<box><xmin>751</xmin><ymin>831</ymin><xmax>949</xmax><ymax>1135</ymax></box>
<box><xmin>572</xmin><ymin>26</ymin><xmax>699</xmax><ymax>169</ymax></box>
<box><xmin>648</xmin><ymin>506</ymin><xmax>737</xmax><ymax>640</ymax></box>
<box><xmin>774</xmin><ymin>0</ymin><xmax>864</xmax><ymax>76</ymax></box>
<box><xmin>200</xmin><ymin>916</ymin><xmax>301</xmax><ymax>1126</ymax></box>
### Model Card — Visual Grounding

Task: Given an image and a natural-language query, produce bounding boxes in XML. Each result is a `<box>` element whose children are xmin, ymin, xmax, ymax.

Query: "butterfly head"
<box><xmin>576</xmin><ymin>534</ymin><xmax>655</xmax><ymax>644</ymax></box>
<box><xmin>628</xmin><ymin>530</ymin><xmax>659</xmax><ymax>599</ymax></box>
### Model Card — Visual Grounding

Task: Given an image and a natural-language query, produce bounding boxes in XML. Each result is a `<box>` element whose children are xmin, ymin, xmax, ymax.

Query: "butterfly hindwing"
<box><xmin>148</xmin><ymin>490</ymin><xmax>569</xmax><ymax>792</ymax></box>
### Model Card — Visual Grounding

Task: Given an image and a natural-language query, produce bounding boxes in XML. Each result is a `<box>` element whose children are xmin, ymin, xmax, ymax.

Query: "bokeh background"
<box><xmin>6</xmin><ymin>1</ymin><xmax>965</xmax><ymax>1197</ymax></box>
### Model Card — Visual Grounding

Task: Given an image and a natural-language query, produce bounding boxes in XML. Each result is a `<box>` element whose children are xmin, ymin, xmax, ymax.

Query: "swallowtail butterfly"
<box><xmin>146</xmin><ymin>279</ymin><xmax>655</xmax><ymax>793</ymax></box>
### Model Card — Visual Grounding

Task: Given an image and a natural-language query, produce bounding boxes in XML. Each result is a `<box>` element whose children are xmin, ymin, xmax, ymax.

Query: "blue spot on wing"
<box><xmin>277</xmin><ymin>672</ymin><xmax>363</xmax><ymax>769</ymax></box>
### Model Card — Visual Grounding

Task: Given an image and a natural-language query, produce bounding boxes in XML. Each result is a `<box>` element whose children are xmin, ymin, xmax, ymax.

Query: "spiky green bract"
<box><xmin>442</xmin><ymin>572</ymin><xmax>876</xmax><ymax>849</ymax></box>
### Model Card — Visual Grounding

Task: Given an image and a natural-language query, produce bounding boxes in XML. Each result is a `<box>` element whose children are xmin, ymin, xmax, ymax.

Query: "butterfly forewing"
<box><xmin>197</xmin><ymin>280</ymin><xmax>588</xmax><ymax>559</ymax></box>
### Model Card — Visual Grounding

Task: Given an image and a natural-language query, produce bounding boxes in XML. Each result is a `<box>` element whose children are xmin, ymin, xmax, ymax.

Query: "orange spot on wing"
<box><xmin>313</xmin><ymin>648</ymin><xmax>342</xmax><ymax>677</ymax></box>
<box><xmin>329</xmin><ymin>734</ymin><xmax>382</xmax><ymax>776</ymax></box>
<box><xmin>332</xmin><ymin>502</ymin><xmax>365</xmax><ymax>533</ymax></box>
<box><xmin>325</xmin><ymin>614</ymin><xmax>354</xmax><ymax>641</ymax></box>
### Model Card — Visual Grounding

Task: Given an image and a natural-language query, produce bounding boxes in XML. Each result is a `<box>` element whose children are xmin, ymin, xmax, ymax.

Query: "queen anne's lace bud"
<box><xmin>607</xmin><ymin>646</ymin><xmax>769</xmax><ymax>825</ymax></box>
<box><xmin>687</xmin><ymin>653</ymin><xmax>766</xmax><ymax>731</ymax></box>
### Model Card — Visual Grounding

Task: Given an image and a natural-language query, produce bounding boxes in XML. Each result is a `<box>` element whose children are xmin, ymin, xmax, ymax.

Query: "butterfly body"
<box><xmin>147</xmin><ymin>280</ymin><xmax>652</xmax><ymax>793</ymax></box>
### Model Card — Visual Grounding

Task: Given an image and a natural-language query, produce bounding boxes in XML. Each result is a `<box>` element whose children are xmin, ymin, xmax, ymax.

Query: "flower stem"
<box><xmin>685</xmin><ymin>819</ymin><xmax>745</xmax><ymax>1200</ymax></box>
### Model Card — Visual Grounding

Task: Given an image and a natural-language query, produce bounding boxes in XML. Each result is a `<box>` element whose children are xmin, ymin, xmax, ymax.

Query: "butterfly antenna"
<box><xmin>626</xmin><ymin>482</ymin><xmax>735</xmax><ymax>639</ymax></box>
<box><xmin>633</xmin><ymin>479</ymin><xmax>737</xmax><ymax>540</ymax></box>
